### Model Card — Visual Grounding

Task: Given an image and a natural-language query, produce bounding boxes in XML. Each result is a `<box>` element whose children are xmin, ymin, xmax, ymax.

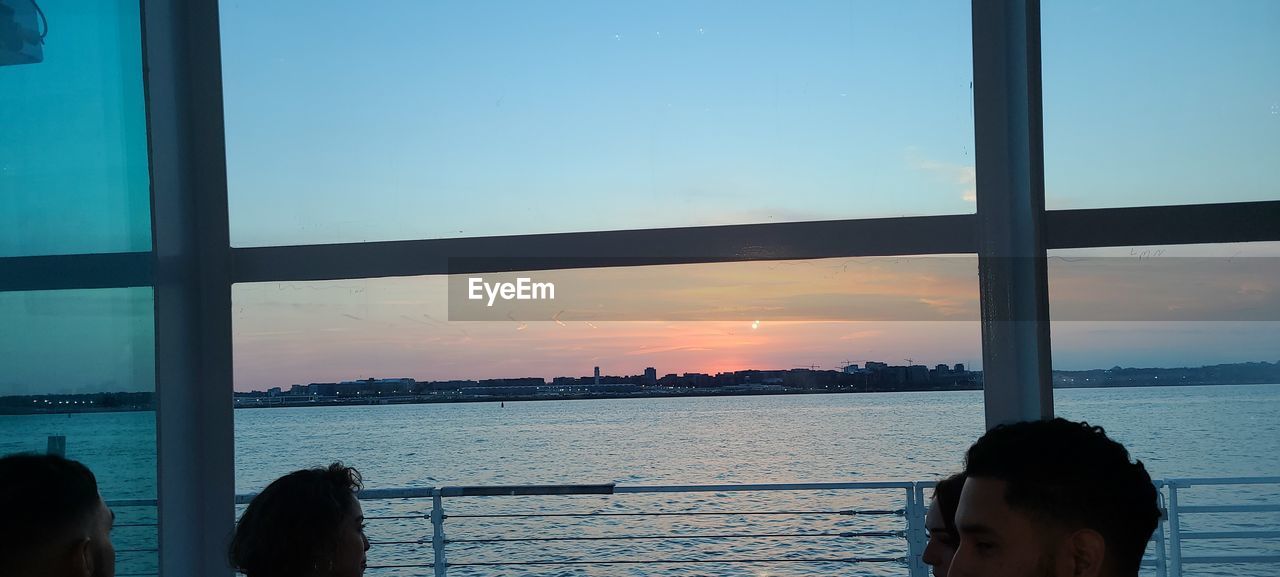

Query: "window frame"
<box><xmin>0</xmin><ymin>1</ymin><xmax>1277</xmax><ymax>575</ymax></box>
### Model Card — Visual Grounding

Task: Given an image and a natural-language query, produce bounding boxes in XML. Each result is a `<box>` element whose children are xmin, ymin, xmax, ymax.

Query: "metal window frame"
<box><xmin>143</xmin><ymin>1</ymin><xmax>236</xmax><ymax>577</ymax></box>
<box><xmin>1</xmin><ymin>0</ymin><xmax>1278</xmax><ymax>575</ymax></box>
<box><xmin>971</xmin><ymin>0</ymin><xmax>1054</xmax><ymax>426</ymax></box>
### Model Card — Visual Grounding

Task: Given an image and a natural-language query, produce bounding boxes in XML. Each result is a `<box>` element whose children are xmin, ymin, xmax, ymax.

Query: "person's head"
<box><xmin>0</xmin><ymin>453</ymin><xmax>115</xmax><ymax>577</ymax></box>
<box><xmin>922</xmin><ymin>472</ymin><xmax>966</xmax><ymax>577</ymax></box>
<box><xmin>950</xmin><ymin>418</ymin><xmax>1161</xmax><ymax>577</ymax></box>
<box><xmin>229</xmin><ymin>462</ymin><xmax>369</xmax><ymax>577</ymax></box>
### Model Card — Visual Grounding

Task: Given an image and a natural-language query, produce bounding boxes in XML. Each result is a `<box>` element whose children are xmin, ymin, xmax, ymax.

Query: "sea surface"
<box><xmin>2</xmin><ymin>384</ymin><xmax>1278</xmax><ymax>576</ymax></box>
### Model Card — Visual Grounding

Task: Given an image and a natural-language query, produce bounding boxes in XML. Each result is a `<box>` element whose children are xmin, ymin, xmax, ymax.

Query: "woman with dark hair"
<box><xmin>922</xmin><ymin>472</ymin><xmax>966</xmax><ymax>577</ymax></box>
<box><xmin>229</xmin><ymin>462</ymin><xmax>369</xmax><ymax>577</ymax></box>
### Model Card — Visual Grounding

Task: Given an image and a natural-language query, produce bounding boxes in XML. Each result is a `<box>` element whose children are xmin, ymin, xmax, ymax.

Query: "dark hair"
<box><xmin>932</xmin><ymin>472</ymin><xmax>966</xmax><ymax>537</ymax></box>
<box><xmin>963</xmin><ymin>418</ymin><xmax>1160</xmax><ymax>574</ymax></box>
<box><xmin>0</xmin><ymin>453</ymin><xmax>101</xmax><ymax>569</ymax></box>
<box><xmin>229</xmin><ymin>462</ymin><xmax>364</xmax><ymax>577</ymax></box>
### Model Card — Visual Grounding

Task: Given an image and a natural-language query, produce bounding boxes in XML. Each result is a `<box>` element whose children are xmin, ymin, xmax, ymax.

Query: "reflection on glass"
<box><xmin>1042</xmin><ymin>1</ymin><xmax>1280</xmax><ymax>209</ymax></box>
<box><xmin>0</xmin><ymin>0</ymin><xmax>151</xmax><ymax>257</ymax></box>
<box><xmin>0</xmin><ymin>287</ymin><xmax>157</xmax><ymax>575</ymax></box>
<box><xmin>1048</xmin><ymin>242</ymin><xmax>1280</xmax><ymax>464</ymax></box>
<box><xmin>1048</xmin><ymin>244</ymin><xmax>1280</xmax><ymax>577</ymax></box>
<box><xmin>221</xmin><ymin>0</ymin><xmax>975</xmax><ymax>247</ymax></box>
<box><xmin>232</xmin><ymin>257</ymin><xmax>981</xmax><ymax>387</ymax></box>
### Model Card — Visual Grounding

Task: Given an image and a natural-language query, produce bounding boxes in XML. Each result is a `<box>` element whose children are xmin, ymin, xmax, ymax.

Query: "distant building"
<box><xmin>842</xmin><ymin>364</ymin><xmax>860</xmax><ymax>374</ymax></box>
<box><xmin>594</xmin><ymin>366</ymin><xmax>600</xmax><ymax>386</ymax></box>
<box><xmin>907</xmin><ymin>365</ymin><xmax>931</xmax><ymax>383</ymax></box>
<box><xmin>478</xmin><ymin>377</ymin><xmax>545</xmax><ymax>388</ymax></box>
<box><xmin>680</xmin><ymin>373</ymin><xmax>714</xmax><ymax>388</ymax></box>
<box><xmin>865</xmin><ymin>361</ymin><xmax>889</xmax><ymax>371</ymax></box>
<box><xmin>935</xmin><ymin>364</ymin><xmax>949</xmax><ymax>374</ymax></box>
<box><xmin>643</xmin><ymin>367</ymin><xmax>657</xmax><ymax>385</ymax></box>
<box><xmin>954</xmin><ymin>363</ymin><xmax>966</xmax><ymax>373</ymax></box>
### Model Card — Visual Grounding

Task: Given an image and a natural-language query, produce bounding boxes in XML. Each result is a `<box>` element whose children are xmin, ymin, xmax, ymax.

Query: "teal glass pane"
<box><xmin>0</xmin><ymin>287</ymin><xmax>157</xmax><ymax>575</ymax></box>
<box><xmin>0</xmin><ymin>0</ymin><xmax>151</xmax><ymax>257</ymax></box>
<box><xmin>222</xmin><ymin>0</ymin><xmax>975</xmax><ymax>247</ymax></box>
<box><xmin>1043</xmin><ymin>1</ymin><xmax>1280</xmax><ymax>209</ymax></box>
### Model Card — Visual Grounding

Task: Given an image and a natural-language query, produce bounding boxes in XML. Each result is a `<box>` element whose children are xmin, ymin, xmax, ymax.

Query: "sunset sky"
<box><xmin>3</xmin><ymin>246</ymin><xmax>1278</xmax><ymax>395</ymax></box>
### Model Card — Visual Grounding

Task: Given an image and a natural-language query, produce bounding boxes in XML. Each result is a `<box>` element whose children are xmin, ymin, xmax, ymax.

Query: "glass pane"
<box><xmin>1042</xmin><ymin>1</ymin><xmax>1280</xmax><ymax>209</ymax></box>
<box><xmin>0</xmin><ymin>287</ymin><xmax>157</xmax><ymax>576</ymax></box>
<box><xmin>0</xmin><ymin>0</ymin><xmax>152</xmax><ymax>257</ymax></box>
<box><xmin>233</xmin><ymin>257</ymin><xmax>982</xmax><ymax>575</ymax></box>
<box><xmin>1049</xmin><ymin>242</ymin><xmax>1280</xmax><ymax>577</ymax></box>
<box><xmin>221</xmin><ymin>1</ymin><xmax>976</xmax><ymax>247</ymax></box>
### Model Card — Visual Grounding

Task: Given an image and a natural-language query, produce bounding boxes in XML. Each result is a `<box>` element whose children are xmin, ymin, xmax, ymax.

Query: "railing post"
<box><xmin>1152</xmin><ymin>487</ymin><xmax>1168</xmax><ymax>577</ymax></box>
<box><xmin>46</xmin><ymin>435</ymin><xmax>66</xmax><ymax>456</ymax></box>
<box><xmin>431</xmin><ymin>488</ymin><xmax>447</xmax><ymax>577</ymax></box>
<box><xmin>1167</xmin><ymin>483</ymin><xmax>1182</xmax><ymax>577</ymax></box>
<box><xmin>906</xmin><ymin>484</ymin><xmax>926</xmax><ymax>577</ymax></box>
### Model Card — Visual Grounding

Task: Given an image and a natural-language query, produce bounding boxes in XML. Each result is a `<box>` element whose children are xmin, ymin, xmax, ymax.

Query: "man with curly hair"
<box><xmin>949</xmin><ymin>418</ymin><xmax>1161</xmax><ymax>577</ymax></box>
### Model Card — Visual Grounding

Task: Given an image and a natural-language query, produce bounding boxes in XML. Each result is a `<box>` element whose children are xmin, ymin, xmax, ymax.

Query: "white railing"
<box><xmin>105</xmin><ymin>476</ymin><xmax>1279</xmax><ymax>577</ymax></box>
<box><xmin>1161</xmin><ymin>477</ymin><xmax>1280</xmax><ymax>576</ymax></box>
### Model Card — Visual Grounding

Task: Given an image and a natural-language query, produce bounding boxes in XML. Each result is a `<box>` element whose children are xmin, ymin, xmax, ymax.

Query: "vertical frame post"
<box><xmin>143</xmin><ymin>0</ymin><xmax>236</xmax><ymax>575</ymax></box>
<box><xmin>971</xmin><ymin>0</ymin><xmax>1054</xmax><ymax>427</ymax></box>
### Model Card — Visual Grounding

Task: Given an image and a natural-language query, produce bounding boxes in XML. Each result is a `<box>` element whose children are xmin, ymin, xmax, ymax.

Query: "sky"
<box><xmin>214</xmin><ymin>0</ymin><xmax>1278</xmax><ymax>246</ymax></box>
<box><xmin>2</xmin><ymin>1</ymin><xmax>1279</xmax><ymax>394</ymax></box>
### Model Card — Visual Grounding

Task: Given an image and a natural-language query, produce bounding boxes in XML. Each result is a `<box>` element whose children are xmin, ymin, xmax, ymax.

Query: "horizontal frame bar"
<box><xmin>0</xmin><ymin>252</ymin><xmax>152</xmax><ymax>292</ymax></box>
<box><xmin>1165</xmin><ymin>476</ymin><xmax>1280</xmax><ymax>486</ymax></box>
<box><xmin>437</xmin><ymin>530</ymin><xmax>902</xmax><ymax>543</ymax></box>
<box><xmin>616</xmin><ymin>481</ymin><xmax>916</xmax><ymax>493</ymax></box>
<box><xmin>1179</xmin><ymin>555</ymin><xmax>1280</xmax><ymax>565</ymax></box>
<box><xmin>1179</xmin><ymin>531</ymin><xmax>1280</xmax><ymax>540</ymax></box>
<box><xmin>441</xmin><ymin>509</ymin><xmax>898</xmax><ymax>518</ymax></box>
<box><xmin>231</xmin><ymin>215</ymin><xmax>978</xmax><ymax>282</ymax></box>
<box><xmin>444</xmin><ymin>556</ymin><xmax>905</xmax><ymax>566</ymax></box>
<box><xmin>7</xmin><ymin>201</ymin><xmax>1277</xmax><ymax>292</ymax></box>
<box><xmin>162</xmin><ymin>475</ymin><xmax>1280</xmax><ymax>508</ymax></box>
<box><xmin>1045</xmin><ymin>201</ymin><xmax>1280</xmax><ymax>250</ymax></box>
<box><xmin>1177</xmin><ymin>505</ymin><xmax>1280</xmax><ymax>514</ymax></box>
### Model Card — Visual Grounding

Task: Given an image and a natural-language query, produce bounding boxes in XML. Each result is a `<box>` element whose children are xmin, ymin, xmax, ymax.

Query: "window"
<box><xmin>1048</xmin><ymin>242</ymin><xmax>1280</xmax><ymax>576</ymax></box>
<box><xmin>0</xmin><ymin>288</ymin><xmax>157</xmax><ymax>576</ymax></box>
<box><xmin>220</xmin><ymin>0</ymin><xmax>975</xmax><ymax>247</ymax></box>
<box><xmin>0</xmin><ymin>0</ymin><xmax>151</xmax><ymax>257</ymax></box>
<box><xmin>1042</xmin><ymin>0</ymin><xmax>1280</xmax><ymax>209</ymax></box>
<box><xmin>3</xmin><ymin>1</ymin><xmax>1278</xmax><ymax>575</ymax></box>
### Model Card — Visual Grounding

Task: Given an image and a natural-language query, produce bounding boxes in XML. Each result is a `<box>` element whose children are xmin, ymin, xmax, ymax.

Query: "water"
<box><xmin>3</xmin><ymin>384</ymin><xmax>1278</xmax><ymax>576</ymax></box>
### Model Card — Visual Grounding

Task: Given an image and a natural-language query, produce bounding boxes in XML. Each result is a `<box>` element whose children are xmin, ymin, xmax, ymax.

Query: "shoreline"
<box><xmin>3</xmin><ymin>381</ymin><xmax>1276</xmax><ymax>415</ymax></box>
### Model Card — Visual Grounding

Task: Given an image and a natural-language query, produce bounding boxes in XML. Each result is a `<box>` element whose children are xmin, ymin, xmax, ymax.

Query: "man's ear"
<box><xmin>1066</xmin><ymin>528</ymin><xmax>1107</xmax><ymax>577</ymax></box>
<box><xmin>70</xmin><ymin>537</ymin><xmax>95</xmax><ymax>577</ymax></box>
